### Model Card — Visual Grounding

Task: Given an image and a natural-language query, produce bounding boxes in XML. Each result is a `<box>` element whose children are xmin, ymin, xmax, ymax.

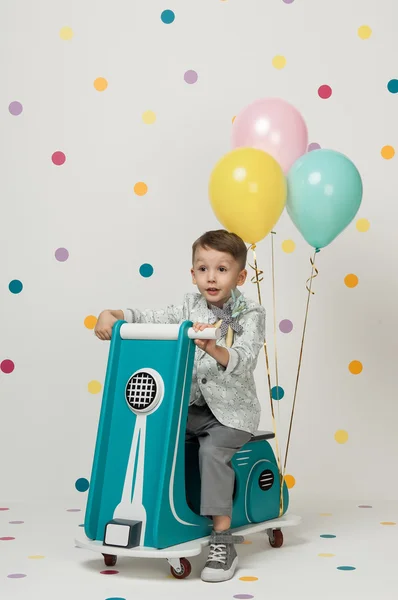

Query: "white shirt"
<box><xmin>123</xmin><ymin>292</ymin><xmax>265</xmax><ymax>434</ymax></box>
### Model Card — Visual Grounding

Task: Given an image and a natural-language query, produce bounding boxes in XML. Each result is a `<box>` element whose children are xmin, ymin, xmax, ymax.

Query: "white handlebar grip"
<box><xmin>188</xmin><ymin>327</ymin><xmax>221</xmax><ymax>340</ymax></box>
<box><xmin>119</xmin><ymin>323</ymin><xmax>221</xmax><ymax>341</ymax></box>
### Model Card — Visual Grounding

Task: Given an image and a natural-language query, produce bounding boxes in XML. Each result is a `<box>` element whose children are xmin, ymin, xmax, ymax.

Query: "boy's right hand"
<box><xmin>94</xmin><ymin>310</ymin><xmax>118</xmax><ymax>341</ymax></box>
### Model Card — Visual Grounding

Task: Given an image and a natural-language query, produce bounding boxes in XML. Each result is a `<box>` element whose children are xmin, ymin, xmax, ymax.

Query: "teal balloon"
<box><xmin>286</xmin><ymin>150</ymin><xmax>363</xmax><ymax>249</ymax></box>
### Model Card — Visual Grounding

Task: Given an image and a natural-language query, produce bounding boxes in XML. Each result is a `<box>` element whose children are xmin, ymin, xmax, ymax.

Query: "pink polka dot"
<box><xmin>7</xmin><ymin>573</ymin><xmax>27</xmax><ymax>579</ymax></box>
<box><xmin>52</xmin><ymin>151</ymin><xmax>66</xmax><ymax>166</ymax></box>
<box><xmin>100</xmin><ymin>570</ymin><xmax>119</xmax><ymax>575</ymax></box>
<box><xmin>0</xmin><ymin>508</ymin><xmax>10</xmax><ymax>511</ymax></box>
<box><xmin>0</xmin><ymin>537</ymin><xmax>15</xmax><ymax>541</ymax></box>
<box><xmin>1</xmin><ymin>359</ymin><xmax>15</xmax><ymax>374</ymax></box>
<box><xmin>318</xmin><ymin>85</ymin><xmax>332</xmax><ymax>99</ymax></box>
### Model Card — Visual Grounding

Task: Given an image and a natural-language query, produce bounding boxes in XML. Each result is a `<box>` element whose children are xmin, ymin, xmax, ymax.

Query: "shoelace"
<box><xmin>207</xmin><ymin>543</ymin><xmax>227</xmax><ymax>564</ymax></box>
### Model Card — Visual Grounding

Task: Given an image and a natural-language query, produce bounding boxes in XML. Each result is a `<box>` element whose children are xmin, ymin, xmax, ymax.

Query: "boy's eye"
<box><xmin>199</xmin><ymin>266</ymin><xmax>206</xmax><ymax>271</ymax></box>
<box><xmin>219</xmin><ymin>267</ymin><xmax>227</xmax><ymax>272</ymax></box>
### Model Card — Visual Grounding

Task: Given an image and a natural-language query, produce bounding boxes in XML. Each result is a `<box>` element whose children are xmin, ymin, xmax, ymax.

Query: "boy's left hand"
<box><xmin>192</xmin><ymin>322</ymin><xmax>217</xmax><ymax>353</ymax></box>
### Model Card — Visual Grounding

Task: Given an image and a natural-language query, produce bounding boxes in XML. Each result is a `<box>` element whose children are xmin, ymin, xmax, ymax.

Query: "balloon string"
<box><xmin>248</xmin><ymin>243</ymin><xmax>284</xmax><ymax>516</ymax></box>
<box><xmin>283</xmin><ymin>249</ymin><xmax>319</xmax><ymax>478</ymax></box>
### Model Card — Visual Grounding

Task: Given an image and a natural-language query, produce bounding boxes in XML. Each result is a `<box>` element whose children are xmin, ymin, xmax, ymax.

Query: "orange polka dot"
<box><xmin>381</xmin><ymin>145</ymin><xmax>395</xmax><ymax>160</ymax></box>
<box><xmin>134</xmin><ymin>182</ymin><xmax>148</xmax><ymax>196</ymax></box>
<box><xmin>381</xmin><ymin>522</ymin><xmax>396</xmax><ymax>526</ymax></box>
<box><xmin>93</xmin><ymin>77</ymin><xmax>108</xmax><ymax>92</ymax></box>
<box><xmin>344</xmin><ymin>274</ymin><xmax>359</xmax><ymax>288</ymax></box>
<box><xmin>232</xmin><ymin>115</ymin><xmax>236</xmax><ymax>124</ymax></box>
<box><xmin>349</xmin><ymin>360</ymin><xmax>363</xmax><ymax>375</ymax></box>
<box><xmin>239</xmin><ymin>576</ymin><xmax>258</xmax><ymax>581</ymax></box>
<box><xmin>284</xmin><ymin>474</ymin><xmax>296</xmax><ymax>489</ymax></box>
<box><xmin>84</xmin><ymin>315</ymin><xmax>97</xmax><ymax>330</ymax></box>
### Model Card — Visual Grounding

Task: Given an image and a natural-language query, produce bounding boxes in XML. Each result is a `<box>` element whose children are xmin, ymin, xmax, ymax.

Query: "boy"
<box><xmin>95</xmin><ymin>230</ymin><xmax>266</xmax><ymax>582</ymax></box>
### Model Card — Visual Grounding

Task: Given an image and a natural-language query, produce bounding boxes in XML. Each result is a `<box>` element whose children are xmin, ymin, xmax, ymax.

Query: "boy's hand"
<box><xmin>95</xmin><ymin>310</ymin><xmax>118</xmax><ymax>341</ymax></box>
<box><xmin>192</xmin><ymin>322</ymin><xmax>217</xmax><ymax>353</ymax></box>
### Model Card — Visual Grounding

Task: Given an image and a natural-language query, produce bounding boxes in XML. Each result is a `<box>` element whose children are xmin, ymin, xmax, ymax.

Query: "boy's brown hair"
<box><xmin>192</xmin><ymin>230</ymin><xmax>247</xmax><ymax>270</ymax></box>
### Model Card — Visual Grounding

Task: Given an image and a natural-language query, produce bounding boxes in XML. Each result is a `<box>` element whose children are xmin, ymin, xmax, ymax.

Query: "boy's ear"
<box><xmin>237</xmin><ymin>269</ymin><xmax>247</xmax><ymax>286</ymax></box>
<box><xmin>191</xmin><ymin>268</ymin><xmax>196</xmax><ymax>284</ymax></box>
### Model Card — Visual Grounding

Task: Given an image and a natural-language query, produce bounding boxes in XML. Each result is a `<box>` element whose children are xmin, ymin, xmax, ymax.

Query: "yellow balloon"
<box><xmin>209</xmin><ymin>148</ymin><xmax>287</xmax><ymax>244</ymax></box>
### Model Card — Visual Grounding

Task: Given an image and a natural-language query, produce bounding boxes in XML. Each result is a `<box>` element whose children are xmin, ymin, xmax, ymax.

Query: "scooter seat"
<box><xmin>249</xmin><ymin>430</ymin><xmax>275</xmax><ymax>441</ymax></box>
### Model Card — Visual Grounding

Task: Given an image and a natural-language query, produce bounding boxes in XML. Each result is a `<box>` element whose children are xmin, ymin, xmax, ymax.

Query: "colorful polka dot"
<box><xmin>356</xmin><ymin>218</ymin><xmax>370</xmax><ymax>232</ymax></box>
<box><xmin>318</xmin><ymin>85</ymin><xmax>332</xmax><ymax>99</ymax></box>
<box><xmin>381</xmin><ymin>145</ymin><xmax>395</xmax><ymax>159</ymax></box>
<box><xmin>184</xmin><ymin>70</ymin><xmax>198</xmax><ymax>84</ymax></box>
<box><xmin>271</xmin><ymin>386</ymin><xmax>284</xmax><ymax>400</ymax></box>
<box><xmin>9</xmin><ymin>101</ymin><xmax>23</xmax><ymax>116</ymax></box>
<box><xmin>318</xmin><ymin>553</ymin><xmax>335</xmax><ymax>558</ymax></box>
<box><xmin>337</xmin><ymin>566</ymin><xmax>356</xmax><ymax>571</ymax></box>
<box><xmin>100</xmin><ymin>570</ymin><xmax>119</xmax><ymax>575</ymax></box>
<box><xmin>334</xmin><ymin>430</ymin><xmax>349</xmax><ymax>444</ymax></box>
<box><xmin>9</xmin><ymin>521</ymin><xmax>24</xmax><ymax>524</ymax></box>
<box><xmin>52</xmin><ymin>151</ymin><xmax>66</xmax><ymax>166</ymax></box>
<box><xmin>142</xmin><ymin>110</ymin><xmax>156</xmax><ymax>124</ymax></box>
<box><xmin>282</xmin><ymin>239</ymin><xmax>295</xmax><ymax>253</ymax></box>
<box><xmin>358</xmin><ymin>505</ymin><xmax>372</xmax><ymax>508</ymax></box>
<box><xmin>60</xmin><ymin>26</ymin><xmax>73</xmax><ymax>40</ymax></box>
<box><xmin>94</xmin><ymin>77</ymin><xmax>108</xmax><ymax>92</ymax></box>
<box><xmin>272</xmin><ymin>55</ymin><xmax>286</xmax><ymax>69</ymax></box>
<box><xmin>66</xmin><ymin>509</ymin><xmax>81</xmax><ymax>513</ymax></box>
<box><xmin>84</xmin><ymin>315</ymin><xmax>97</xmax><ymax>330</ymax></box>
<box><xmin>308</xmin><ymin>142</ymin><xmax>321</xmax><ymax>152</ymax></box>
<box><xmin>233</xmin><ymin>596</ymin><xmax>254</xmax><ymax>599</ymax></box>
<box><xmin>140</xmin><ymin>263</ymin><xmax>154</xmax><ymax>278</ymax></box>
<box><xmin>28</xmin><ymin>555</ymin><xmax>45</xmax><ymax>559</ymax></box>
<box><xmin>0</xmin><ymin>537</ymin><xmax>15</xmax><ymax>541</ymax></box>
<box><xmin>7</xmin><ymin>573</ymin><xmax>27</xmax><ymax>578</ymax></box>
<box><xmin>232</xmin><ymin>116</ymin><xmax>236</xmax><ymax>123</ymax></box>
<box><xmin>134</xmin><ymin>182</ymin><xmax>148</xmax><ymax>196</ymax></box>
<box><xmin>239</xmin><ymin>576</ymin><xmax>258</xmax><ymax>581</ymax></box>
<box><xmin>0</xmin><ymin>508</ymin><xmax>10</xmax><ymax>511</ymax></box>
<box><xmin>380</xmin><ymin>522</ymin><xmax>396</xmax><ymax>526</ymax></box>
<box><xmin>88</xmin><ymin>380</ymin><xmax>102</xmax><ymax>394</ymax></box>
<box><xmin>55</xmin><ymin>247</ymin><xmax>69</xmax><ymax>262</ymax></box>
<box><xmin>320</xmin><ymin>513</ymin><xmax>333</xmax><ymax>517</ymax></box>
<box><xmin>344</xmin><ymin>274</ymin><xmax>358</xmax><ymax>288</ymax></box>
<box><xmin>320</xmin><ymin>534</ymin><xmax>336</xmax><ymax>539</ymax></box>
<box><xmin>284</xmin><ymin>474</ymin><xmax>296</xmax><ymax>489</ymax></box>
<box><xmin>9</xmin><ymin>280</ymin><xmax>23</xmax><ymax>294</ymax></box>
<box><xmin>161</xmin><ymin>10</ymin><xmax>175</xmax><ymax>24</ymax></box>
<box><xmin>279</xmin><ymin>319</ymin><xmax>293</xmax><ymax>333</ymax></box>
<box><xmin>387</xmin><ymin>79</ymin><xmax>398</xmax><ymax>94</ymax></box>
<box><xmin>1</xmin><ymin>359</ymin><xmax>15</xmax><ymax>374</ymax></box>
<box><xmin>349</xmin><ymin>360</ymin><xmax>362</xmax><ymax>375</ymax></box>
<box><xmin>358</xmin><ymin>25</ymin><xmax>372</xmax><ymax>39</ymax></box>
<box><xmin>282</xmin><ymin>0</ymin><xmax>294</xmax><ymax>3</ymax></box>
<box><xmin>75</xmin><ymin>478</ymin><xmax>89</xmax><ymax>492</ymax></box>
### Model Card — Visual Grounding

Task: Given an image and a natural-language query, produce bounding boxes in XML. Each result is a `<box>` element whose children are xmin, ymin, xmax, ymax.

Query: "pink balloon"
<box><xmin>231</xmin><ymin>98</ymin><xmax>308</xmax><ymax>173</ymax></box>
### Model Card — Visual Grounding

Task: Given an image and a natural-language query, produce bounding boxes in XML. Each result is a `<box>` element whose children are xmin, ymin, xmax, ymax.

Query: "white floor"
<box><xmin>1</xmin><ymin>499</ymin><xmax>397</xmax><ymax>600</ymax></box>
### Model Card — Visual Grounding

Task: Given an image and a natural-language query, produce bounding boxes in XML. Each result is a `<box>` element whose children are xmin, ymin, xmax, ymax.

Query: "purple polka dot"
<box><xmin>9</xmin><ymin>101</ymin><xmax>23</xmax><ymax>116</ymax></box>
<box><xmin>66</xmin><ymin>509</ymin><xmax>81</xmax><ymax>512</ymax></box>
<box><xmin>9</xmin><ymin>521</ymin><xmax>24</xmax><ymax>524</ymax></box>
<box><xmin>308</xmin><ymin>142</ymin><xmax>321</xmax><ymax>152</ymax></box>
<box><xmin>184</xmin><ymin>70</ymin><xmax>198</xmax><ymax>84</ymax></box>
<box><xmin>358</xmin><ymin>505</ymin><xmax>372</xmax><ymax>508</ymax></box>
<box><xmin>282</xmin><ymin>0</ymin><xmax>294</xmax><ymax>3</ymax></box>
<box><xmin>233</xmin><ymin>596</ymin><xmax>254</xmax><ymax>599</ymax></box>
<box><xmin>55</xmin><ymin>247</ymin><xmax>69</xmax><ymax>262</ymax></box>
<box><xmin>7</xmin><ymin>573</ymin><xmax>27</xmax><ymax>579</ymax></box>
<box><xmin>279</xmin><ymin>319</ymin><xmax>293</xmax><ymax>334</ymax></box>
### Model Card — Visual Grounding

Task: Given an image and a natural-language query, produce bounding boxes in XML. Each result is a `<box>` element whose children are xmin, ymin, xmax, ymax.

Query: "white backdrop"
<box><xmin>1</xmin><ymin>0</ymin><xmax>397</xmax><ymax>510</ymax></box>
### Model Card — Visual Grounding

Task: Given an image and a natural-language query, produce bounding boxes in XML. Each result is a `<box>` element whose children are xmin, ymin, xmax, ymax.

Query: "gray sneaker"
<box><xmin>201</xmin><ymin>529</ymin><xmax>244</xmax><ymax>583</ymax></box>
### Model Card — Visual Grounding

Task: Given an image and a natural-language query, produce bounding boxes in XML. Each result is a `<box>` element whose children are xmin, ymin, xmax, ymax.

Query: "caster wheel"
<box><xmin>170</xmin><ymin>557</ymin><xmax>192</xmax><ymax>579</ymax></box>
<box><xmin>102</xmin><ymin>554</ymin><xmax>117</xmax><ymax>567</ymax></box>
<box><xmin>269</xmin><ymin>529</ymin><xmax>283</xmax><ymax>548</ymax></box>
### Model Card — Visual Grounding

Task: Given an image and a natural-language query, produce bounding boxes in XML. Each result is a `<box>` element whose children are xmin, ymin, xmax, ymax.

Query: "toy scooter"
<box><xmin>75</xmin><ymin>321</ymin><xmax>300</xmax><ymax>578</ymax></box>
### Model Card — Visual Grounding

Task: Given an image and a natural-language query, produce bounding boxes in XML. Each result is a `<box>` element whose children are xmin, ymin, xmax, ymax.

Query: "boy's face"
<box><xmin>191</xmin><ymin>246</ymin><xmax>247</xmax><ymax>308</ymax></box>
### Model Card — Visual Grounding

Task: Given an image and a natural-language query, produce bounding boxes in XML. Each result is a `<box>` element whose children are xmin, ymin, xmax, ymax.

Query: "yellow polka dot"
<box><xmin>94</xmin><ymin>77</ymin><xmax>108</xmax><ymax>92</ymax></box>
<box><xmin>28</xmin><ymin>555</ymin><xmax>45</xmax><ymax>559</ymax></box>
<box><xmin>239</xmin><ymin>576</ymin><xmax>258</xmax><ymax>582</ymax></box>
<box><xmin>284</xmin><ymin>474</ymin><xmax>296</xmax><ymax>489</ymax></box>
<box><xmin>84</xmin><ymin>315</ymin><xmax>97</xmax><ymax>330</ymax></box>
<box><xmin>88</xmin><ymin>380</ymin><xmax>102</xmax><ymax>394</ymax></box>
<box><xmin>349</xmin><ymin>360</ymin><xmax>363</xmax><ymax>375</ymax></box>
<box><xmin>232</xmin><ymin>115</ymin><xmax>236</xmax><ymax>124</ymax></box>
<box><xmin>358</xmin><ymin>25</ymin><xmax>372</xmax><ymax>39</ymax></box>
<box><xmin>142</xmin><ymin>110</ymin><xmax>156</xmax><ymax>124</ymax></box>
<box><xmin>344</xmin><ymin>274</ymin><xmax>359</xmax><ymax>288</ymax></box>
<box><xmin>356</xmin><ymin>218</ymin><xmax>370</xmax><ymax>232</ymax></box>
<box><xmin>334</xmin><ymin>430</ymin><xmax>349</xmax><ymax>444</ymax></box>
<box><xmin>60</xmin><ymin>26</ymin><xmax>73</xmax><ymax>41</ymax></box>
<box><xmin>381</xmin><ymin>522</ymin><xmax>396</xmax><ymax>526</ymax></box>
<box><xmin>282</xmin><ymin>239</ymin><xmax>296</xmax><ymax>253</ymax></box>
<box><xmin>134</xmin><ymin>182</ymin><xmax>148</xmax><ymax>196</ymax></box>
<box><xmin>272</xmin><ymin>55</ymin><xmax>287</xmax><ymax>70</ymax></box>
<box><xmin>318</xmin><ymin>553</ymin><xmax>335</xmax><ymax>558</ymax></box>
<box><xmin>319</xmin><ymin>513</ymin><xmax>333</xmax><ymax>517</ymax></box>
<box><xmin>381</xmin><ymin>145</ymin><xmax>395</xmax><ymax>160</ymax></box>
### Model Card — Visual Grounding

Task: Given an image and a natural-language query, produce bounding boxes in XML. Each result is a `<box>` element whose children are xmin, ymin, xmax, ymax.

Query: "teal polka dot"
<box><xmin>387</xmin><ymin>79</ymin><xmax>398</xmax><ymax>94</ymax></box>
<box><xmin>161</xmin><ymin>9</ymin><xmax>175</xmax><ymax>24</ymax></box>
<box><xmin>106</xmin><ymin>598</ymin><xmax>126</xmax><ymax>600</ymax></box>
<box><xmin>337</xmin><ymin>566</ymin><xmax>356</xmax><ymax>571</ymax></box>
<box><xmin>271</xmin><ymin>386</ymin><xmax>284</xmax><ymax>400</ymax></box>
<box><xmin>75</xmin><ymin>478</ymin><xmax>89</xmax><ymax>492</ymax></box>
<box><xmin>320</xmin><ymin>534</ymin><xmax>336</xmax><ymax>538</ymax></box>
<box><xmin>139</xmin><ymin>263</ymin><xmax>154</xmax><ymax>278</ymax></box>
<box><xmin>9</xmin><ymin>280</ymin><xmax>23</xmax><ymax>294</ymax></box>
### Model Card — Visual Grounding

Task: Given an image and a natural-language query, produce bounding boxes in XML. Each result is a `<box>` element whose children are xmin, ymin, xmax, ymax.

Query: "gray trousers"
<box><xmin>186</xmin><ymin>403</ymin><xmax>251</xmax><ymax>518</ymax></box>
